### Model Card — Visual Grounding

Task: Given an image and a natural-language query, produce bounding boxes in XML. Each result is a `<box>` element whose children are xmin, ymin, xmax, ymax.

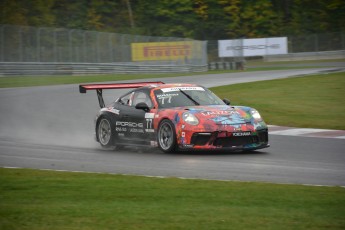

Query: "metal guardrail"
<box><xmin>264</xmin><ymin>50</ymin><xmax>345</xmax><ymax>62</ymax></box>
<box><xmin>0</xmin><ymin>62</ymin><xmax>208</xmax><ymax>76</ymax></box>
<box><xmin>208</xmin><ymin>62</ymin><xmax>244</xmax><ymax>70</ymax></box>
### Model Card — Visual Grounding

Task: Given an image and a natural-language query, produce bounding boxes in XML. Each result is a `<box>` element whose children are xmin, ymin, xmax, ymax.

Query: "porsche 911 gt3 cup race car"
<box><xmin>79</xmin><ymin>82</ymin><xmax>269</xmax><ymax>153</ymax></box>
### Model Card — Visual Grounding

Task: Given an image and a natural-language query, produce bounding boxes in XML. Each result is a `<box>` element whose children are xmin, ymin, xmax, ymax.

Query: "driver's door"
<box><xmin>117</xmin><ymin>90</ymin><xmax>153</xmax><ymax>142</ymax></box>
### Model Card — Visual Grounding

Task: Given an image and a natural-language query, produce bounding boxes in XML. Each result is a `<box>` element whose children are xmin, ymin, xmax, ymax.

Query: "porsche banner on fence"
<box><xmin>218</xmin><ymin>37</ymin><xmax>288</xmax><ymax>57</ymax></box>
<box><xmin>131</xmin><ymin>41</ymin><xmax>200</xmax><ymax>62</ymax></box>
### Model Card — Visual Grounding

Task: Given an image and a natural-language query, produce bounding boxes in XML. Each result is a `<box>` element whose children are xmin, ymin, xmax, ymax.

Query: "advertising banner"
<box><xmin>131</xmin><ymin>41</ymin><xmax>195</xmax><ymax>61</ymax></box>
<box><xmin>218</xmin><ymin>37</ymin><xmax>288</xmax><ymax>57</ymax></box>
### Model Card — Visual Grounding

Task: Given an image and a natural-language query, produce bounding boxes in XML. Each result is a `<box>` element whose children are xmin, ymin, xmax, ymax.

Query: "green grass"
<box><xmin>0</xmin><ymin>73</ymin><xmax>183</xmax><ymax>88</ymax></box>
<box><xmin>0</xmin><ymin>70</ymin><xmax>243</xmax><ymax>88</ymax></box>
<box><xmin>246</xmin><ymin>58</ymin><xmax>345</xmax><ymax>67</ymax></box>
<box><xmin>0</xmin><ymin>69</ymin><xmax>301</xmax><ymax>88</ymax></box>
<box><xmin>0</xmin><ymin>67</ymin><xmax>331</xmax><ymax>88</ymax></box>
<box><xmin>210</xmin><ymin>72</ymin><xmax>345</xmax><ymax>130</ymax></box>
<box><xmin>1</xmin><ymin>168</ymin><xmax>344</xmax><ymax>230</ymax></box>
<box><xmin>0</xmin><ymin>59</ymin><xmax>343</xmax><ymax>88</ymax></box>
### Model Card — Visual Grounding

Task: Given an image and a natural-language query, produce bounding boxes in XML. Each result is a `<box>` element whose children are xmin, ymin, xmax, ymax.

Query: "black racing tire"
<box><xmin>96</xmin><ymin>115</ymin><xmax>115</xmax><ymax>148</ymax></box>
<box><xmin>157</xmin><ymin>119</ymin><xmax>177</xmax><ymax>153</ymax></box>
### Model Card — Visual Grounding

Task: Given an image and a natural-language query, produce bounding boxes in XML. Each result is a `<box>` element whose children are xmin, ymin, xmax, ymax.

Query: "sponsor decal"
<box><xmin>218</xmin><ymin>37</ymin><xmax>287</xmax><ymax>57</ymax></box>
<box><xmin>131</xmin><ymin>41</ymin><xmax>195</xmax><ymax>61</ymax></box>
<box><xmin>156</xmin><ymin>93</ymin><xmax>179</xmax><ymax>98</ymax></box>
<box><xmin>145</xmin><ymin>129</ymin><xmax>155</xmax><ymax>133</ymax></box>
<box><xmin>201</xmin><ymin>110</ymin><xmax>237</xmax><ymax>116</ymax></box>
<box><xmin>130</xmin><ymin>128</ymin><xmax>144</xmax><ymax>133</ymax></box>
<box><xmin>232</xmin><ymin>132</ymin><xmax>251</xmax><ymax>137</ymax></box>
<box><xmin>182</xmin><ymin>132</ymin><xmax>185</xmax><ymax>137</ymax></box>
<box><xmin>101</xmin><ymin>107</ymin><xmax>120</xmax><ymax>115</ymax></box>
<box><xmin>143</xmin><ymin>45</ymin><xmax>190</xmax><ymax>57</ymax></box>
<box><xmin>145</xmin><ymin>113</ymin><xmax>155</xmax><ymax>119</ymax></box>
<box><xmin>116</xmin><ymin>121</ymin><xmax>143</xmax><ymax>128</ymax></box>
<box><xmin>150</xmin><ymin>141</ymin><xmax>158</xmax><ymax>147</ymax></box>
<box><xmin>226</xmin><ymin>44</ymin><xmax>280</xmax><ymax>50</ymax></box>
<box><xmin>116</xmin><ymin>127</ymin><xmax>127</xmax><ymax>132</ymax></box>
<box><xmin>161</xmin><ymin>87</ymin><xmax>205</xmax><ymax>92</ymax></box>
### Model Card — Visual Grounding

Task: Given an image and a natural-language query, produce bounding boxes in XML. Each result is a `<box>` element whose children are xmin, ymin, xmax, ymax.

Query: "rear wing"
<box><xmin>79</xmin><ymin>81</ymin><xmax>164</xmax><ymax>108</ymax></box>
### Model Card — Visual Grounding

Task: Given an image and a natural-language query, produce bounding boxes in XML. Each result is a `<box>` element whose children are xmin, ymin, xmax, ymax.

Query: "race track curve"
<box><xmin>1</xmin><ymin>68</ymin><xmax>344</xmax><ymax>186</ymax></box>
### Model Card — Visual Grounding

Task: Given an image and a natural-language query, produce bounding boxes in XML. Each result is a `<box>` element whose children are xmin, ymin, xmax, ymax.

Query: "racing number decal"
<box><xmin>146</xmin><ymin>118</ymin><xmax>153</xmax><ymax>129</ymax></box>
<box><xmin>160</xmin><ymin>96</ymin><xmax>172</xmax><ymax>105</ymax></box>
<box><xmin>156</xmin><ymin>93</ymin><xmax>178</xmax><ymax>105</ymax></box>
<box><xmin>145</xmin><ymin>113</ymin><xmax>155</xmax><ymax>132</ymax></box>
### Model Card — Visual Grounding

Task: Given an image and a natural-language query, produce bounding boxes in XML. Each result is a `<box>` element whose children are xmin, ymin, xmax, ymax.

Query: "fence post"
<box><xmin>0</xmin><ymin>25</ymin><xmax>4</xmax><ymax>62</ymax></box>
<box><xmin>314</xmin><ymin>34</ymin><xmax>318</xmax><ymax>52</ymax></box>
<box><xmin>108</xmin><ymin>33</ymin><xmax>112</xmax><ymax>63</ymax></box>
<box><xmin>19</xmin><ymin>26</ymin><xmax>23</xmax><ymax>62</ymax></box>
<box><xmin>54</xmin><ymin>28</ymin><xmax>57</xmax><ymax>62</ymax></box>
<box><xmin>69</xmin><ymin>29</ymin><xmax>74</xmax><ymax>62</ymax></box>
<box><xmin>96</xmin><ymin>32</ymin><xmax>100</xmax><ymax>63</ymax></box>
<box><xmin>37</xmin><ymin>28</ymin><xmax>41</xmax><ymax>62</ymax></box>
<box><xmin>83</xmin><ymin>31</ymin><xmax>87</xmax><ymax>63</ymax></box>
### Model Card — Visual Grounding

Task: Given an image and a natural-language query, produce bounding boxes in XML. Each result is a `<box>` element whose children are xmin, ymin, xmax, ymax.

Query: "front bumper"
<box><xmin>179</xmin><ymin>129</ymin><xmax>269</xmax><ymax>151</ymax></box>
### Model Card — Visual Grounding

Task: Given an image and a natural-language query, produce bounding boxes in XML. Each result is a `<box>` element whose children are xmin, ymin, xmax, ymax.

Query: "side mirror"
<box><xmin>135</xmin><ymin>102</ymin><xmax>150</xmax><ymax>112</ymax></box>
<box><xmin>223</xmin><ymin>98</ymin><xmax>230</xmax><ymax>105</ymax></box>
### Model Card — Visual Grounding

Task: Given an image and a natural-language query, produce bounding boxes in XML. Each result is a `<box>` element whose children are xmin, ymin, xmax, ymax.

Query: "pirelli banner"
<box><xmin>131</xmin><ymin>41</ymin><xmax>204</xmax><ymax>62</ymax></box>
<box><xmin>218</xmin><ymin>37</ymin><xmax>288</xmax><ymax>57</ymax></box>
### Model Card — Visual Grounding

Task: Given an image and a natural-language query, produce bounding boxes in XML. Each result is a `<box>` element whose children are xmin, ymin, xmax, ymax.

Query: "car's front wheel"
<box><xmin>97</xmin><ymin>116</ymin><xmax>114</xmax><ymax>148</ymax></box>
<box><xmin>157</xmin><ymin>119</ymin><xmax>177</xmax><ymax>153</ymax></box>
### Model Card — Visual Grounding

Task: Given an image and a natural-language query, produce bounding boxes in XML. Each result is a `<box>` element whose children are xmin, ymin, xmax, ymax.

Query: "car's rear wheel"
<box><xmin>157</xmin><ymin>119</ymin><xmax>177</xmax><ymax>153</ymax></box>
<box><xmin>97</xmin><ymin>116</ymin><xmax>114</xmax><ymax>148</ymax></box>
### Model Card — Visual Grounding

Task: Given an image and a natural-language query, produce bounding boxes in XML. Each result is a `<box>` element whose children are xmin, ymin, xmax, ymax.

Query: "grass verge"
<box><xmin>0</xmin><ymin>59</ymin><xmax>343</xmax><ymax>88</ymax></box>
<box><xmin>1</xmin><ymin>168</ymin><xmax>344</xmax><ymax>230</ymax></box>
<box><xmin>0</xmin><ymin>70</ymin><xmax>247</xmax><ymax>88</ymax></box>
<box><xmin>245</xmin><ymin>58</ymin><xmax>345</xmax><ymax>67</ymax></box>
<box><xmin>210</xmin><ymin>72</ymin><xmax>345</xmax><ymax>130</ymax></box>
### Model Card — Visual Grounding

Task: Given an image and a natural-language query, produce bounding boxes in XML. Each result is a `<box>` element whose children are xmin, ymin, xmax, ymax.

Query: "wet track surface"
<box><xmin>1</xmin><ymin>69</ymin><xmax>345</xmax><ymax>186</ymax></box>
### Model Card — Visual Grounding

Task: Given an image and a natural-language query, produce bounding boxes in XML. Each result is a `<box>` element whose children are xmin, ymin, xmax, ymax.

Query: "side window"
<box><xmin>132</xmin><ymin>91</ymin><xmax>152</xmax><ymax>108</ymax></box>
<box><xmin>119</xmin><ymin>92</ymin><xmax>134</xmax><ymax>106</ymax></box>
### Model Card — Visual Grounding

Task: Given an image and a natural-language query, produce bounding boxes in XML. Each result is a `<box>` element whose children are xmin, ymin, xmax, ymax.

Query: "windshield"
<box><xmin>154</xmin><ymin>86</ymin><xmax>225</xmax><ymax>108</ymax></box>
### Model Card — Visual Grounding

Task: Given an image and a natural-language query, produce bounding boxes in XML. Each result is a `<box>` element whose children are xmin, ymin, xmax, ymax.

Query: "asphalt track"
<box><xmin>1</xmin><ymin>68</ymin><xmax>345</xmax><ymax>186</ymax></box>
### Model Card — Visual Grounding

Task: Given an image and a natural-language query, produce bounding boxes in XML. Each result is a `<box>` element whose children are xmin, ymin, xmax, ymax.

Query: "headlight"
<box><xmin>182</xmin><ymin>112</ymin><xmax>199</xmax><ymax>125</ymax></box>
<box><xmin>250</xmin><ymin>109</ymin><xmax>262</xmax><ymax>120</ymax></box>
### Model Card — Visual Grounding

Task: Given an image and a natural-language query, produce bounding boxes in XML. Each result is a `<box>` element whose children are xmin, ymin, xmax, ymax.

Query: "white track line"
<box><xmin>268</xmin><ymin>125</ymin><xmax>345</xmax><ymax>139</ymax></box>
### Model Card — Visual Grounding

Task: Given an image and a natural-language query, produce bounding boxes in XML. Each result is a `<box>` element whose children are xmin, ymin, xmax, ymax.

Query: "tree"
<box><xmin>134</xmin><ymin>0</ymin><xmax>200</xmax><ymax>38</ymax></box>
<box><xmin>325</xmin><ymin>0</ymin><xmax>345</xmax><ymax>32</ymax></box>
<box><xmin>0</xmin><ymin>0</ymin><xmax>55</xmax><ymax>26</ymax></box>
<box><xmin>1</xmin><ymin>0</ymin><xmax>343</xmax><ymax>40</ymax></box>
<box><xmin>52</xmin><ymin>0</ymin><xmax>88</xmax><ymax>29</ymax></box>
<box><xmin>192</xmin><ymin>0</ymin><xmax>229</xmax><ymax>40</ymax></box>
<box><xmin>220</xmin><ymin>0</ymin><xmax>281</xmax><ymax>38</ymax></box>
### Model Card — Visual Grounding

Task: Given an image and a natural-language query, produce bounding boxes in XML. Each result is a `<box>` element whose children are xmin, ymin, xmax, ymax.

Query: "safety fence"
<box><xmin>0</xmin><ymin>62</ymin><xmax>208</xmax><ymax>75</ymax></box>
<box><xmin>0</xmin><ymin>24</ymin><xmax>207</xmax><ymax>75</ymax></box>
<box><xmin>264</xmin><ymin>50</ymin><xmax>345</xmax><ymax>62</ymax></box>
<box><xmin>208</xmin><ymin>31</ymin><xmax>345</xmax><ymax>62</ymax></box>
<box><xmin>0</xmin><ymin>24</ymin><xmax>344</xmax><ymax>75</ymax></box>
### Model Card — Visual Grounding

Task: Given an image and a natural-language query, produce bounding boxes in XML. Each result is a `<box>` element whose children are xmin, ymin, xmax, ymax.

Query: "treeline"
<box><xmin>1</xmin><ymin>0</ymin><xmax>344</xmax><ymax>40</ymax></box>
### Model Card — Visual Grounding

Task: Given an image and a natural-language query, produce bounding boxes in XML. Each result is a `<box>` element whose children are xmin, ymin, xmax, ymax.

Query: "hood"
<box><xmin>182</xmin><ymin>105</ymin><xmax>253</xmax><ymax>125</ymax></box>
